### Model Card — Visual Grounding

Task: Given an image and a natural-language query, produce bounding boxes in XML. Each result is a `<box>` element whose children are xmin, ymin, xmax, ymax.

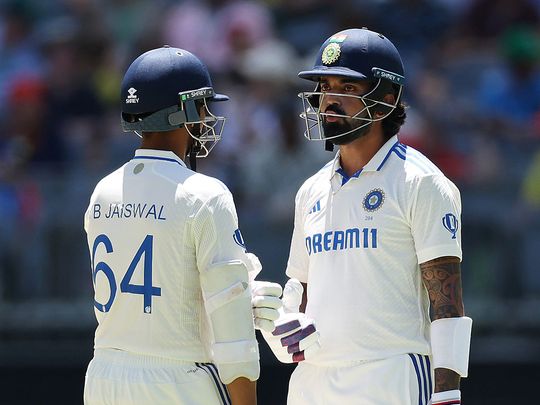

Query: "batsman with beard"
<box><xmin>262</xmin><ymin>28</ymin><xmax>473</xmax><ymax>404</ymax></box>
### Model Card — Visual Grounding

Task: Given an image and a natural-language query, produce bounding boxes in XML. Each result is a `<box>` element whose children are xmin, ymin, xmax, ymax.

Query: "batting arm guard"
<box><xmin>200</xmin><ymin>260</ymin><xmax>260</xmax><ymax>384</ymax></box>
<box><xmin>430</xmin><ymin>316</ymin><xmax>473</xmax><ymax>377</ymax></box>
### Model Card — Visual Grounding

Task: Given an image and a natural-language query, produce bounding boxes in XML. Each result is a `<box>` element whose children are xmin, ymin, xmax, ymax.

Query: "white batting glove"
<box><xmin>261</xmin><ymin>278</ymin><xmax>321</xmax><ymax>363</ymax></box>
<box><xmin>429</xmin><ymin>390</ymin><xmax>461</xmax><ymax>405</ymax></box>
<box><xmin>251</xmin><ymin>280</ymin><xmax>283</xmax><ymax>333</ymax></box>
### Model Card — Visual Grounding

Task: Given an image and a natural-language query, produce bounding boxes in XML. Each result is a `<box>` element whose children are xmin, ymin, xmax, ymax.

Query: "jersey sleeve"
<box><xmin>410</xmin><ymin>174</ymin><xmax>463</xmax><ymax>264</ymax></box>
<box><xmin>285</xmin><ymin>188</ymin><xmax>309</xmax><ymax>282</ymax></box>
<box><xmin>192</xmin><ymin>191</ymin><xmax>249</xmax><ymax>270</ymax></box>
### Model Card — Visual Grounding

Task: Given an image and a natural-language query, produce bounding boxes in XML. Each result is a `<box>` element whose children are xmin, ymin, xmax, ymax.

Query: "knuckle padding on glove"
<box><xmin>287</xmin><ymin>330</ymin><xmax>320</xmax><ymax>353</ymax></box>
<box><xmin>253</xmin><ymin>307</ymin><xmax>281</xmax><ymax>321</ymax></box>
<box><xmin>272</xmin><ymin>319</ymin><xmax>301</xmax><ymax>336</ymax></box>
<box><xmin>292</xmin><ymin>351</ymin><xmax>305</xmax><ymax>362</ymax></box>
<box><xmin>252</xmin><ymin>281</ymin><xmax>282</xmax><ymax>297</ymax></box>
<box><xmin>251</xmin><ymin>295</ymin><xmax>282</xmax><ymax>309</ymax></box>
<box><xmin>280</xmin><ymin>324</ymin><xmax>316</xmax><ymax>346</ymax></box>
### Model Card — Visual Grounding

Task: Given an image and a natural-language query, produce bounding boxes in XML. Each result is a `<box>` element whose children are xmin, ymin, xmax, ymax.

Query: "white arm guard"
<box><xmin>200</xmin><ymin>260</ymin><xmax>260</xmax><ymax>384</ymax></box>
<box><xmin>430</xmin><ymin>316</ymin><xmax>473</xmax><ymax>377</ymax></box>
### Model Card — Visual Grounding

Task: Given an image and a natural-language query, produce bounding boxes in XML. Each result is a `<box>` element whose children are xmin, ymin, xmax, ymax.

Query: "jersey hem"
<box><xmin>285</xmin><ymin>266</ymin><xmax>308</xmax><ymax>283</ymax></box>
<box><xmin>417</xmin><ymin>245</ymin><xmax>462</xmax><ymax>265</ymax></box>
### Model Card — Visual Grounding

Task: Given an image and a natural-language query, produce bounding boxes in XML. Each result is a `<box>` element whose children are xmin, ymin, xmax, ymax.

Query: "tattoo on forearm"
<box><xmin>420</xmin><ymin>257</ymin><xmax>464</xmax><ymax>320</ymax></box>
<box><xmin>435</xmin><ymin>368</ymin><xmax>460</xmax><ymax>392</ymax></box>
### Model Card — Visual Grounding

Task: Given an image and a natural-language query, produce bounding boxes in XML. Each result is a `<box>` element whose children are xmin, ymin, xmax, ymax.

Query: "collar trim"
<box><xmin>133</xmin><ymin>149</ymin><xmax>187</xmax><ymax>168</ymax></box>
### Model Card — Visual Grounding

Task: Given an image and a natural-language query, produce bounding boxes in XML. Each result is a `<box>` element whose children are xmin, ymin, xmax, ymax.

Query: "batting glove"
<box><xmin>251</xmin><ymin>280</ymin><xmax>283</xmax><ymax>333</ymax></box>
<box><xmin>261</xmin><ymin>278</ymin><xmax>321</xmax><ymax>363</ymax></box>
<box><xmin>430</xmin><ymin>390</ymin><xmax>461</xmax><ymax>405</ymax></box>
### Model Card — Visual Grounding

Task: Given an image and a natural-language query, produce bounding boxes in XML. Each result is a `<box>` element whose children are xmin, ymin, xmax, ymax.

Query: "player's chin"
<box><xmin>322</xmin><ymin>122</ymin><xmax>350</xmax><ymax>139</ymax></box>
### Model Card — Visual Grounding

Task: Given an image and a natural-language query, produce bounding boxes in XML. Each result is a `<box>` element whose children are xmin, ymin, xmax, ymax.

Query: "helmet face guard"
<box><xmin>122</xmin><ymin>87</ymin><xmax>226</xmax><ymax>158</ymax></box>
<box><xmin>298</xmin><ymin>75</ymin><xmax>403</xmax><ymax>142</ymax></box>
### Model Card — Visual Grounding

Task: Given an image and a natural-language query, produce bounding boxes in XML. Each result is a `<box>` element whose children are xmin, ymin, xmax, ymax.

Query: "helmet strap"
<box><xmin>325</xmin><ymin>140</ymin><xmax>334</xmax><ymax>151</ymax></box>
<box><xmin>189</xmin><ymin>150</ymin><xmax>197</xmax><ymax>171</ymax></box>
<box><xmin>187</xmin><ymin>140</ymin><xmax>202</xmax><ymax>171</ymax></box>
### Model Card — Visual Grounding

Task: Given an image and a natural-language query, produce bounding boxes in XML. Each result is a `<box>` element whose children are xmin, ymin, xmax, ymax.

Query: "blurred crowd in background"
<box><xmin>1</xmin><ymin>0</ymin><xmax>540</xmax><ymax>362</ymax></box>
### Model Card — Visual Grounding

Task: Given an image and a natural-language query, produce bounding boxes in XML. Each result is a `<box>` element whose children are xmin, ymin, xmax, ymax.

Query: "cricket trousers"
<box><xmin>84</xmin><ymin>349</ymin><xmax>231</xmax><ymax>405</ymax></box>
<box><xmin>288</xmin><ymin>353</ymin><xmax>433</xmax><ymax>405</ymax></box>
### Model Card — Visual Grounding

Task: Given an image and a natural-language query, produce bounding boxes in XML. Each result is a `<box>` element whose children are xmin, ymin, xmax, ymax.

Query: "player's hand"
<box><xmin>250</xmin><ymin>280</ymin><xmax>282</xmax><ymax>333</ymax></box>
<box><xmin>261</xmin><ymin>278</ymin><xmax>321</xmax><ymax>363</ymax></box>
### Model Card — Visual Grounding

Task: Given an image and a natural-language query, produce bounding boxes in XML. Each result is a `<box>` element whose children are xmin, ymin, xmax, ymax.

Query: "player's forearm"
<box><xmin>299</xmin><ymin>282</ymin><xmax>308</xmax><ymax>313</ymax></box>
<box><xmin>420</xmin><ymin>256</ymin><xmax>467</xmax><ymax>392</ymax></box>
<box><xmin>420</xmin><ymin>256</ymin><xmax>464</xmax><ymax>320</ymax></box>
<box><xmin>434</xmin><ymin>368</ymin><xmax>460</xmax><ymax>393</ymax></box>
<box><xmin>226</xmin><ymin>377</ymin><xmax>257</xmax><ymax>405</ymax></box>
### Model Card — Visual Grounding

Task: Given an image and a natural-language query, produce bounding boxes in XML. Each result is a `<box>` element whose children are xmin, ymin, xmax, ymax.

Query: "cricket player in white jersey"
<box><xmin>83</xmin><ymin>46</ymin><xmax>284</xmax><ymax>405</ymax></box>
<box><xmin>261</xmin><ymin>28</ymin><xmax>473</xmax><ymax>404</ymax></box>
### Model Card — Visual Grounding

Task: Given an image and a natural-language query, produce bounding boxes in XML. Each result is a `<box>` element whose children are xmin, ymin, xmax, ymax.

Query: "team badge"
<box><xmin>363</xmin><ymin>188</ymin><xmax>385</xmax><ymax>212</ymax></box>
<box><xmin>322</xmin><ymin>43</ymin><xmax>341</xmax><ymax>65</ymax></box>
<box><xmin>442</xmin><ymin>213</ymin><xmax>458</xmax><ymax>239</ymax></box>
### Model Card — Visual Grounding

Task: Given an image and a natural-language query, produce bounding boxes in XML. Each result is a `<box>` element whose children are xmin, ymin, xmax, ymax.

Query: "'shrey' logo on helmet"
<box><xmin>126</xmin><ymin>87</ymin><xmax>139</xmax><ymax>104</ymax></box>
<box><xmin>322</xmin><ymin>43</ymin><xmax>341</xmax><ymax>65</ymax></box>
<box><xmin>363</xmin><ymin>188</ymin><xmax>385</xmax><ymax>212</ymax></box>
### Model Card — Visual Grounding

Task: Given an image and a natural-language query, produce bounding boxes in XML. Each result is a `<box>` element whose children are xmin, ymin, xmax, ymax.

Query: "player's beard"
<box><xmin>321</xmin><ymin>107</ymin><xmax>371</xmax><ymax>145</ymax></box>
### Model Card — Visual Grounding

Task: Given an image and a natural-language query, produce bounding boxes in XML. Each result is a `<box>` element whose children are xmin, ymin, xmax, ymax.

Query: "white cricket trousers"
<box><xmin>84</xmin><ymin>349</ymin><xmax>231</xmax><ymax>405</ymax></box>
<box><xmin>288</xmin><ymin>353</ymin><xmax>433</xmax><ymax>405</ymax></box>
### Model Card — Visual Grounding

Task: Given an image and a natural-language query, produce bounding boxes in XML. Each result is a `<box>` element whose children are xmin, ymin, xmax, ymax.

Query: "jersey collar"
<box><xmin>330</xmin><ymin>135</ymin><xmax>400</xmax><ymax>188</ymax></box>
<box><xmin>133</xmin><ymin>149</ymin><xmax>187</xmax><ymax>168</ymax></box>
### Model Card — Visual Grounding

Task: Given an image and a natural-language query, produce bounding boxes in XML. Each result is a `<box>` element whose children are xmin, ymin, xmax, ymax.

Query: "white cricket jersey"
<box><xmin>84</xmin><ymin>149</ymin><xmax>250</xmax><ymax>362</ymax></box>
<box><xmin>286</xmin><ymin>135</ymin><xmax>462</xmax><ymax>365</ymax></box>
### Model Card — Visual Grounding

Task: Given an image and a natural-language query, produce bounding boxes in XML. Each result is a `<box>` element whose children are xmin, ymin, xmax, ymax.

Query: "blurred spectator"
<box><xmin>163</xmin><ymin>0</ymin><xmax>273</xmax><ymax>74</ymax></box>
<box><xmin>371</xmin><ymin>0</ymin><xmax>452</xmax><ymax>66</ymax></box>
<box><xmin>523</xmin><ymin>150</ymin><xmax>540</xmax><ymax>208</ymax></box>
<box><xmin>476</xmin><ymin>26</ymin><xmax>540</xmax><ymax>137</ymax></box>
<box><xmin>458</xmin><ymin>0</ymin><xmax>540</xmax><ymax>41</ymax></box>
<box><xmin>0</xmin><ymin>1</ymin><xmax>43</xmax><ymax>114</ymax></box>
<box><xmin>271</xmin><ymin>0</ymin><xmax>339</xmax><ymax>55</ymax></box>
<box><xmin>39</xmin><ymin>21</ymin><xmax>106</xmax><ymax>169</ymax></box>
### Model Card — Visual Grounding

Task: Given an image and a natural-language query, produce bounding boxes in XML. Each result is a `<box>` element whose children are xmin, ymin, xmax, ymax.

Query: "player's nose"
<box><xmin>320</xmin><ymin>94</ymin><xmax>341</xmax><ymax>112</ymax></box>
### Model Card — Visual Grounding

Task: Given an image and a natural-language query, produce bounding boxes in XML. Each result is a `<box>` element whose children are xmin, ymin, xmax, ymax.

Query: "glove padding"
<box><xmin>245</xmin><ymin>253</ymin><xmax>283</xmax><ymax>333</ymax></box>
<box><xmin>429</xmin><ymin>389</ymin><xmax>461</xmax><ymax>405</ymax></box>
<box><xmin>261</xmin><ymin>278</ymin><xmax>321</xmax><ymax>363</ymax></box>
<box><xmin>251</xmin><ymin>280</ymin><xmax>283</xmax><ymax>333</ymax></box>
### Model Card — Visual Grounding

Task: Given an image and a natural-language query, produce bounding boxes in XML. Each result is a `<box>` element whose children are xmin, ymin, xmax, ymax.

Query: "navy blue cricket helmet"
<box><xmin>298</xmin><ymin>28</ymin><xmax>405</xmax><ymax>145</ymax></box>
<box><xmin>298</xmin><ymin>28</ymin><xmax>404</xmax><ymax>85</ymax></box>
<box><xmin>120</xmin><ymin>46</ymin><xmax>228</xmax><ymax>158</ymax></box>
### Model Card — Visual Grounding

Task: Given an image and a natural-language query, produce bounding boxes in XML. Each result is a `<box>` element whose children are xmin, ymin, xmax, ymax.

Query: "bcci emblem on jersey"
<box><xmin>363</xmin><ymin>188</ymin><xmax>385</xmax><ymax>212</ymax></box>
<box><xmin>442</xmin><ymin>213</ymin><xmax>458</xmax><ymax>239</ymax></box>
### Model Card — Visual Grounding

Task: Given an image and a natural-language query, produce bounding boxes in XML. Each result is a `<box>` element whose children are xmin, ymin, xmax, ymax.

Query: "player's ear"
<box><xmin>374</xmin><ymin>93</ymin><xmax>396</xmax><ymax>118</ymax></box>
<box><xmin>383</xmin><ymin>93</ymin><xmax>395</xmax><ymax>105</ymax></box>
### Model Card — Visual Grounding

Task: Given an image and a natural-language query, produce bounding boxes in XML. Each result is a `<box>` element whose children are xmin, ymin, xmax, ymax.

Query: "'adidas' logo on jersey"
<box><xmin>308</xmin><ymin>200</ymin><xmax>321</xmax><ymax>214</ymax></box>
